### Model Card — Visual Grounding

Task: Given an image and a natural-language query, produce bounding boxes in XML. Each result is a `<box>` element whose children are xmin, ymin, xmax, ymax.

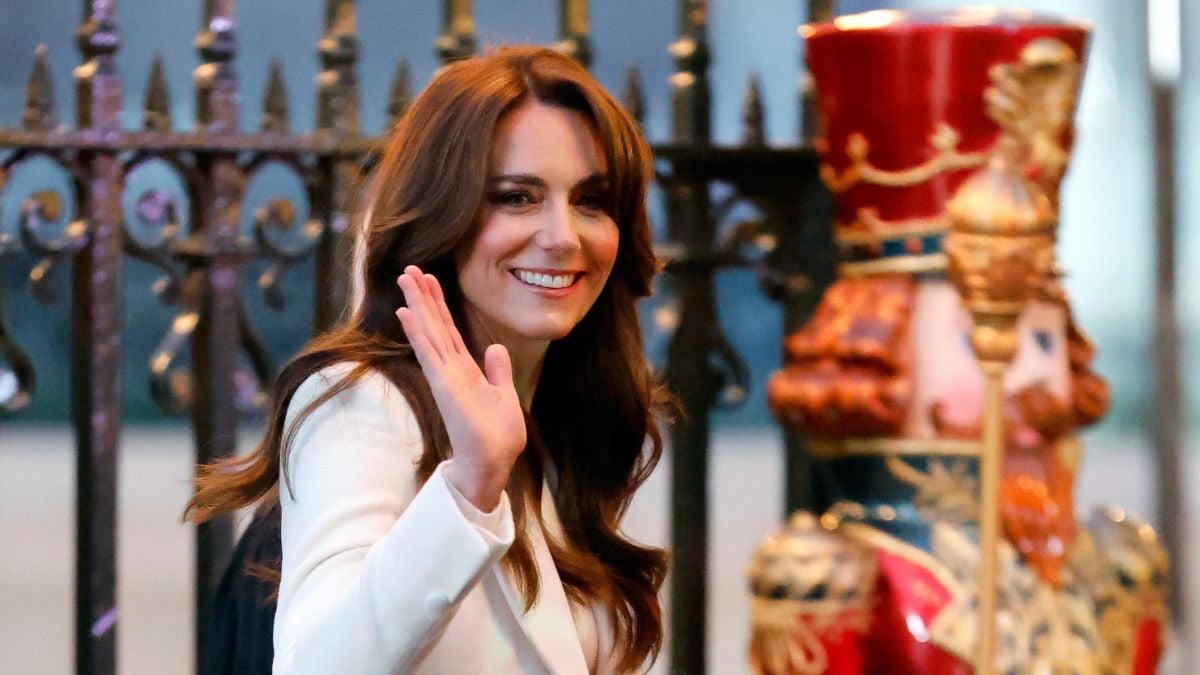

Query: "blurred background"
<box><xmin>0</xmin><ymin>0</ymin><xmax>1195</xmax><ymax>673</ymax></box>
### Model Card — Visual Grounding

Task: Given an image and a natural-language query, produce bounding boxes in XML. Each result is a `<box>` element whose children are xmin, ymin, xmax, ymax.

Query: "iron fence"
<box><xmin>0</xmin><ymin>1</ymin><xmax>839</xmax><ymax>673</ymax></box>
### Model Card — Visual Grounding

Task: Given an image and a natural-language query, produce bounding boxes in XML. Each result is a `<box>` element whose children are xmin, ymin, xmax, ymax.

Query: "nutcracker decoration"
<box><xmin>748</xmin><ymin>9</ymin><xmax>1168</xmax><ymax>674</ymax></box>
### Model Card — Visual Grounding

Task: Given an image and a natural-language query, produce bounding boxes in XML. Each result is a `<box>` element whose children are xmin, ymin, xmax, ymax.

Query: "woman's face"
<box><xmin>455</xmin><ymin>101</ymin><xmax>619</xmax><ymax>353</ymax></box>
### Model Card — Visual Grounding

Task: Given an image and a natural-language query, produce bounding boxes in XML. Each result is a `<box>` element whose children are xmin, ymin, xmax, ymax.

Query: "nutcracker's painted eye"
<box><xmin>1034</xmin><ymin>330</ymin><xmax>1053</xmax><ymax>353</ymax></box>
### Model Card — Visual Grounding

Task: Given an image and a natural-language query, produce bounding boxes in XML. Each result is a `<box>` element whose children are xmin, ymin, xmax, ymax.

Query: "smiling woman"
<box><xmin>183</xmin><ymin>46</ymin><xmax>670</xmax><ymax>674</ymax></box>
<box><xmin>458</xmin><ymin>102</ymin><xmax>621</xmax><ymax>396</ymax></box>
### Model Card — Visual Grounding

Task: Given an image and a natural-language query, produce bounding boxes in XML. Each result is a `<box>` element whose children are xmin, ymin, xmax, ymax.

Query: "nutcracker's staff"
<box><xmin>945</xmin><ymin>39</ymin><xmax>1076</xmax><ymax>673</ymax></box>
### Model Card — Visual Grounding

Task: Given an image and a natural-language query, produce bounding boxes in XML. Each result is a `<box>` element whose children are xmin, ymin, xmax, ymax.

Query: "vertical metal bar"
<box><xmin>800</xmin><ymin>0</ymin><xmax>833</xmax><ymax>144</ymax></box>
<box><xmin>1151</xmin><ymin>79</ymin><xmax>1184</xmax><ymax>625</ymax></box>
<box><xmin>779</xmin><ymin>199</ymin><xmax>835</xmax><ymax>514</ymax></box>
<box><xmin>786</xmin><ymin>0</ymin><xmax>838</xmax><ymax>513</ymax></box>
<box><xmin>192</xmin><ymin>1</ymin><xmax>242</xmax><ymax>669</ymax></box>
<box><xmin>386</xmin><ymin>58</ymin><xmax>412</xmax><ymax>130</ymax></box>
<box><xmin>670</xmin><ymin>0</ymin><xmax>710</xmax><ymax>145</ymax></box>
<box><xmin>622</xmin><ymin>66</ymin><xmax>645</xmax><ymax>127</ymax></box>
<box><xmin>555</xmin><ymin>0</ymin><xmax>592</xmax><ymax>67</ymax></box>
<box><xmin>73</xmin><ymin>1</ymin><xmax>123</xmax><ymax>673</ymax></box>
<box><xmin>437</xmin><ymin>0</ymin><xmax>476</xmax><ymax>66</ymax></box>
<box><xmin>314</xmin><ymin>0</ymin><xmax>361</xmax><ymax>332</ymax></box>
<box><xmin>195</xmin><ymin>0</ymin><xmax>239</xmax><ymax>134</ymax></box>
<box><xmin>665</xmin><ymin>2</ymin><xmax>713</xmax><ymax>671</ymax></box>
<box><xmin>316</xmin><ymin>0</ymin><xmax>360</xmax><ymax>136</ymax></box>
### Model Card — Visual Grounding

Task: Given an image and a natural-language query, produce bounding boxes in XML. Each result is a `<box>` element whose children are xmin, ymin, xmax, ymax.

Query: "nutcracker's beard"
<box><xmin>931</xmin><ymin>385</ymin><xmax>1076</xmax><ymax>588</ymax></box>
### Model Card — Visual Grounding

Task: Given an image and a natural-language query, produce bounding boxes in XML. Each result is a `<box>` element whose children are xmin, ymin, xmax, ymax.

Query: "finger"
<box><xmin>395</xmin><ymin>307</ymin><xmax>444</xmax><ymax>376</ymax></box>
<box><xmin>397</xmin><ymin>267</ymin><xmax>450</xmax><ymax>361</ymax></box>
<box><xmin>408</xmin><ymin>267</ymin><xmax>457</xmax><ymax>356</ymax></box>
<box><xmin>483</xmin><ymin>343</ymin><xmax>514</xmax><ymax>390</ymax></box>
<box><xmin>408</xmin><ymin>268</ymin><xmax>456</xmax><ymax>357</ymax></box>
<box><xmin>424</xmin><ymin>273</ymin><xmax>468</xmax><ymax>355</ymax></box>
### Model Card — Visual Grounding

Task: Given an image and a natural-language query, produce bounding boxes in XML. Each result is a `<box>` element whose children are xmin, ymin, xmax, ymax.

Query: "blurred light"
<box><xmin>1149</xmin><ymin>0</ymin><xmax>1181</xmax><ymax>82</ymax></box>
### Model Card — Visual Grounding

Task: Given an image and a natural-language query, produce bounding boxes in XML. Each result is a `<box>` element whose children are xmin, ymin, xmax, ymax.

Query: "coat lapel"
<box><xmin>492</xmin><ymin>483</ymin><xmax>590</xmax><ymax>674</ymax></box>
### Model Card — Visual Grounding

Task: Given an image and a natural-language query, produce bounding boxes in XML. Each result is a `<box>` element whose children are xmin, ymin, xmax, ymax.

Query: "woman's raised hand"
<box><xmin>395</xmin><ymin>265</ymin><xmax>527</xmax><ymax>512</ymax></box>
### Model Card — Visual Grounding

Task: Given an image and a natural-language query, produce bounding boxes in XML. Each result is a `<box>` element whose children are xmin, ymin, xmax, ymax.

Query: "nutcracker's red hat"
<box><xmin>802</xmin><ymin>9</ymin><xmax>1089</xmax><ymax>277</ymax></box>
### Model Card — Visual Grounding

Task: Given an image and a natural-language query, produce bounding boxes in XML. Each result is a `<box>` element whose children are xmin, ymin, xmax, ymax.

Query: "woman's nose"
<box><xmin>536</xmin><ymin>199</ymin><xmax>582</xmax><ymax>253</ymax></box>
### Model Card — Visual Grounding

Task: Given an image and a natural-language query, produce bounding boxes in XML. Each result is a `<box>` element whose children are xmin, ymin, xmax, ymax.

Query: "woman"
<box><xmin>184</xmin><ymin>46</ymin><xmax>669</xmax><ymax>674</ymax></box>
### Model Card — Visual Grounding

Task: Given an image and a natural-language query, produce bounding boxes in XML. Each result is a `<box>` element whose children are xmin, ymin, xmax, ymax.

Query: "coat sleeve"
<box><xmin>272</xmin><ymin>365</ymin><xmax>515</xmax><ymax>674</ymax></box>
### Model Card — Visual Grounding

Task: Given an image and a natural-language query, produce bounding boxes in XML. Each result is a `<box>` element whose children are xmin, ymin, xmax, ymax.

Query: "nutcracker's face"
<box><xmin>906</xmin><ymin>278</ymin><xmax>1071</xmax><ymax>443</ymax></box>
<box><xmin>907</xmin><ymin>278</ymin><xmax>1079</xmax><ymax>584</ymax></box>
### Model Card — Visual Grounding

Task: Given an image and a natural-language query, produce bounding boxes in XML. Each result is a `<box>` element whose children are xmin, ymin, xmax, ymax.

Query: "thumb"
<box><xmin>483</xmin><ymin>343</ymin><xmax>514</xmax><ymax>390</ymax></box>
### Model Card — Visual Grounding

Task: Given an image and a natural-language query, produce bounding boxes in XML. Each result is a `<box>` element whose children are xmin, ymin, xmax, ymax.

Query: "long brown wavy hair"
<box><xmin>183</xmin><ymin>46</ymin><xmax>669</xmax><ymax>671</ymax></box>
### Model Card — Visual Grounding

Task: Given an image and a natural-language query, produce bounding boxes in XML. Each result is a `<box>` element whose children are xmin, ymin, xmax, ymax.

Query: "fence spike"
<box><xmin>555</xmin><ymin>0</ymin><xmax>592</xmax><ymax>67</ymax></box>
<box><xmin>317</xmin><ymin>0</ymin><xmax>361</xmax><ymax>134</ymax></box>
<box><xmin>195</xmin><ymin>0</ymin><xmax>239</xmax><ymax>132</ymax></box>
<box><xmin>261</xmin><ymin>59</ymin><xmax>290</xmax><ymax>134</ymax></box>
<box><xmin>23</xmin><ymin>44</ymin><xmax>57</xmax><ymax>131</ymax></box>
<box><xmin>800</xmin><ymin>1</ymin><xmax>833</xmax><ymax>143</ymax></box>
<box><xmin>741</xmin><ymin>70</ymin><xmax>765</xmax><ymax>147</ymax></box>
<box><xmin>143</xmin><ymin>53</ymin><xmax>172</xmax><ymax>132</ymax></box>
<box><xmin>438</xmin><ymin>0</ymin><xmax>476</xmax><ymax>65</ymax></box>
<box><xmin>809</xmin><ymin>0</ymin><xmax>834</xmax><ymax>23</ymax></box>
<box><xmin>75</xmin><ymin>0</ymin><xmax>122</xmax><ymax>132</ymax></box>
<box><xmin>326</xmin><ymin>0</ymin><xmax>357</xmax><ymax>40</ymax></box>
<box><xmin>387</xmin><ymin>58</ymin><xmax>411</xmax><ymax>129</ymax></box>
<box><xmin>622</xmin><ymin>66</ymin><xmax>644</xmax><ymax>127</ymax></box>
<box><xmin>669</xmin><ymin>0</ymin><xmax>711</xmax><ymax>143</ymax></box>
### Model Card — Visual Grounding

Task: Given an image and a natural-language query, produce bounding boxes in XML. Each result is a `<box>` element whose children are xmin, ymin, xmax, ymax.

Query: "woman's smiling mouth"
<box><xmin>511</xmin><ymin>268</ymin><xmax>582</xmax><ymax>289</ymax></box>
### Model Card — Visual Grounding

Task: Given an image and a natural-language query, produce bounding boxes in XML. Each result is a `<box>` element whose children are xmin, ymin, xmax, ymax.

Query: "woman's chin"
<box><xmin>490</xmin><ymin>316</ymin><xmax>579</xmax><ymax>346</ymax></box>
<box><xmin>524</xmin><ymin>323</ymin><xmax>576</xmax><ymax>343</ymax></box>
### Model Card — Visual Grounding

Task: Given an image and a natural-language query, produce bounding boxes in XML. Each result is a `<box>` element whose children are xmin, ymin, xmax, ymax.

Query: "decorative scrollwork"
<box><xmin>0</xmin><ymin>285</ymin><xmax>35</xmax><ymax>413</ymax></box>
<box><xmin>651</xmin><ymin>180</ymin><xmax>779</xmax><ymax>412</ymax></box>
<box><xmin>0</xmin><ymin>153</ymin><xmax>83</xmax><ymax>412</ymax></box>
<box><xmin>1</xmin><ymin>153</ymin><xmax>87</xmax><ymax>305</ymax></box>
<box><xmin>244</xmin><ymin>159</ymin><xmax>324</xmax><ymax>310</ymax></box>
<box><xmin>707</xmin><ymin>332</ymin><xmax>750</xmax><ymax>409</ymax></box>
<box><xmin>122</xmin><ymin>156</ymin><xmax>193</xmax><ymax>304</ymax></box>
<box><xmin>146</xmin><ymin>156</ymin><xmax>321</xmax><ymax>418</ymax></box>
<box><xmin>148</xmin><ymin>276</ymin><xmax>199</xmax><ymax>415</ymax></box>
<box><xmin>148</xmin><ymin>274</ymin><xmax>272</xmax><ymax>416</ymax></box>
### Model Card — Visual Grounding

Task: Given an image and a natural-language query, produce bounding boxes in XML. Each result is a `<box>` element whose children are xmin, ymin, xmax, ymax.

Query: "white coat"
<box><xmin>272</xmin><ymin>364</ymin><xmax>621</xmax><ymax>674</ymax></box>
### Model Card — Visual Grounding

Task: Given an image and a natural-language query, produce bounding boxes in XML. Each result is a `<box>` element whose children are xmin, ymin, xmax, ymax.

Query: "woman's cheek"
<box><xmin>595</xmin><ymin>223</ymin><xmax>619</xmax><ymax>271</ymax></box>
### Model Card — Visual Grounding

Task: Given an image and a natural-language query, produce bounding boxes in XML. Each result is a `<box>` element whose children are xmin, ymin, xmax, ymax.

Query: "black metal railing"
<box><xmin>0</xmin><ymin>1</ymin><xmax>838</xmax><ymax>673</ymax></box>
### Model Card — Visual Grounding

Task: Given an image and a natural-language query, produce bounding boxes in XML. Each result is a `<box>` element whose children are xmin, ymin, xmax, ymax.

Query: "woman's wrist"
<box><xmin>444</xmin><ymin>460</ymin><xmax>509</xmax><ymax>513</ymax></box>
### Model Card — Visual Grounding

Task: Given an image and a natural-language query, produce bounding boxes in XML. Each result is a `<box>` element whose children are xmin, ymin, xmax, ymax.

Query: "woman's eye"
<box><xmin>1034</xmin><ymin>329</ymin><xmax>1054</xmax><ymax>353</ymax></box>
<box><xmin>576</xmin><ymin>192</ymin><xmax>608</xmax><ymax>213</ymax></box>
<box><xmin>497</xmin><ymin>191</ymin><xmax>534</xmax><ymax>207</ymax></box>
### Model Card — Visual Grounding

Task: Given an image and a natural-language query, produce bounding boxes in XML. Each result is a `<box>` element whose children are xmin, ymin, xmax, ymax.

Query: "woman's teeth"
<box><xmin>514</xmin><ymin>270</ymin><xmax>577</xmax><ymax>289</ymax></box>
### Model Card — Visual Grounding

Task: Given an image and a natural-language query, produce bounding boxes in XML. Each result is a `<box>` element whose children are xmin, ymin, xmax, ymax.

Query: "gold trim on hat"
<box><xmin>821</xmin><ymin>123</ymin><xmax>989</xmax><ymax>194</ymax></box>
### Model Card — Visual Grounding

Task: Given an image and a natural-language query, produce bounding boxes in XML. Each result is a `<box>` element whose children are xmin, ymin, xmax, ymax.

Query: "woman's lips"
<box><xmin>510</xmin><ymin>268</ymin><xmax>583</xmax><ymax>295</ymax></box>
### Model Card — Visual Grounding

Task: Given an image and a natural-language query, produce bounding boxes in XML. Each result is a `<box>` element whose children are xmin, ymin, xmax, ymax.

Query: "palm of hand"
<box><xmin>426</xmin><ymin>344</ymin><xmax>527</xmax><ymax>474</ymax></box>
<box><xmin>395</xmin><ymin>266</ymin><xmax>527</xmax><ymax>506</ymax></box>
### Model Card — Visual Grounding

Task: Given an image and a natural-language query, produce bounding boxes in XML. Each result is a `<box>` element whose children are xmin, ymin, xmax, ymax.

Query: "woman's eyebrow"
<box><xmin>489</xmin><ymin>173</ymin><xmax>545</xmax><ymax>187</ymax></box>
<box><xmin>574</xmin><ymin>173</ymin><xmax>610</xmax><ymax>189</ymax></box>
<box><xmin>487</xmin><ymin>172</ymin><xmax>609</xmax><ymax>189</ymax></box>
